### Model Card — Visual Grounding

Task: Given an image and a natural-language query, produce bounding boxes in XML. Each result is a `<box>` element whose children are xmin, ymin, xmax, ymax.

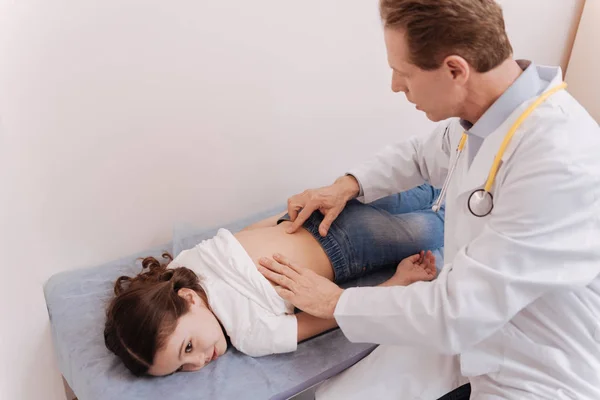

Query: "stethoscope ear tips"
<box><xmin>468</xmin><ymin>189</ymin><xmax>494</xmax><ymax>217</ymax></box>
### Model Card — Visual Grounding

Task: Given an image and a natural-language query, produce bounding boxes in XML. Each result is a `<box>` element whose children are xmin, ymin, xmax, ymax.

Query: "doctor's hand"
<box><xmin>286</xmin><ymin>175</ymin><xmax>360</xmax><ymax>237</ymax></box>
<box><xmin>381</xmin><ymin>251</ymin><xmax>437</xmax><ymax>287</ymax></box>
<box><xmin>258</xmin><ymin>254</ymin><xmax>344</xmax><ymax>319</ymax></box>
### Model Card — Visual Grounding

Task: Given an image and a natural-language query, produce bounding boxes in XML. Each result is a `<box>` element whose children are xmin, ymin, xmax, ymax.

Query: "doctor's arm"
<box><xmin>294</xmin><ymin>252</ymin><xmax>436</xmax><ymax>341</ymax></box>
<box><xmin>346</xmin><ymin>121</ymin><xmax>453</xmax><ymax>204</ymax></box>
<box><xmin>335</xmin><ymin>149</ymin><xmax>600</xmax><ymax>354</ymax></box>
<box><xmin>285</xmin><ymin>121</ymin><xmax>454</xmax><ymax>236</ymax></box>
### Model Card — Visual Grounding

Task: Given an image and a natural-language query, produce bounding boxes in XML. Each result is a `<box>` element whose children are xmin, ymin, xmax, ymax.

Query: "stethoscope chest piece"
<box><xmin>431</xmin><ymin>82</ymin><xmax>567</xmax><ymax>217</ymax></box>
<box><xmin>468</xmin><ymin>189</ymin><xmax>494</xmax><ymax>217</ymax></box>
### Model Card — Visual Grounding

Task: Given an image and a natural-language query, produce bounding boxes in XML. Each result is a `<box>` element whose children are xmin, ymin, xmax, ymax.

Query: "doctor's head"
<box><xmin>104</xmin><ymin>253</ymin><xmax>228</xmax><ymax>377</ymax></box>
<box><xmin>380</xmin><ymin>0</ymin><xmax>513</xmax><ymax>122</ymax></box>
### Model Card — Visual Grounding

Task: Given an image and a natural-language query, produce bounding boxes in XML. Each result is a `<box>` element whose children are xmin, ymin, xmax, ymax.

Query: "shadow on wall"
<box><xmin>23</xmin><ymin>323</ymin><xmax>73</xmax><ymax>400</ymax></box>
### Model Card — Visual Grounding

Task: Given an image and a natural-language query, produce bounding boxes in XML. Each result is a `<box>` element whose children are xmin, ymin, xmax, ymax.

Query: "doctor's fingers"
<box><xmin>286</xmin><ymin>202</ymin><xmax>319</xmax><ymax>234</ymax></box>
<box><xmin>318</xmin><ymin>207</ymin><xmax>343</xmax><ymax>237</ymax></box>
<box><xmin>259</xmin><ymin>256</ymin><xmax>302</xmax><ymax>280</ymax></box>
<box><xmin>273</xmin><ymin>286</ymin><xmax>294</xmax><ymax>302</ymax></box>
<box><xmin>273</xmin><ymin>253</ymin><xmax>307</xmax><ymax>275</ymax></box>
<box><xmin>258</xmin><ymin>264</ymin><xmax>298</xmax><ymax>291</ymax></box>
<box><xmin>287</xmin><ymin>193</ymin><xmax>308</xmax><ymax>222</ymax></box>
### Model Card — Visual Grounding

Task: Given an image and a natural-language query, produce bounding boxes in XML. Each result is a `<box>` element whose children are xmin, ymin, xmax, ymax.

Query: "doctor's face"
<box><xmin>384</xmin><ymin>28</ymin><xmax>468</xmax><ymax>122</ymax></box>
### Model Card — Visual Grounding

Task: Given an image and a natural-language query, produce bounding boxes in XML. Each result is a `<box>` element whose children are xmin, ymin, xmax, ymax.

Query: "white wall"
<box><xmin>0</xmin><ymin>1</ymin><xmax>585</xmax><ymax>399</ymax></box>
<box><xmin>500</xmin><ymin>0</ymin><xmax>585</xmax><ymax>73</ymax></box>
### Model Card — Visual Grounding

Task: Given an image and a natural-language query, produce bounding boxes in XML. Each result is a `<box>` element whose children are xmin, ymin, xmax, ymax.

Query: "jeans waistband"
<box><xmin>278</xmin><ymin>212</ymin><xmax>353</xmax><ymax>282</ymax></box>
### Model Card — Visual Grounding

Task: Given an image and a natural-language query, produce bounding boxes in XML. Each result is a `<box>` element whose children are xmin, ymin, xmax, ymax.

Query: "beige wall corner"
<box><xmin>565</xmin><ymin>0</ymin><xmax>600</xmax><ymax>122</ymax></box>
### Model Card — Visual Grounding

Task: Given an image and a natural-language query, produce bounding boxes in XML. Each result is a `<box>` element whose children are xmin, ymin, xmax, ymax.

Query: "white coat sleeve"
<box><xmin>334</xmin><ymin>128</ymin><xmax>600</xmax><ymax>354</ymax></box>
<box><xmin>346</xmin><ymin>121</ymin><xmax>454</xmax><ymax>203</ymax></box>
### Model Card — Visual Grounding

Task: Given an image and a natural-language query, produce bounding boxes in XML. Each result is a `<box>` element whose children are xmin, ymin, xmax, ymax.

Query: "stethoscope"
<box><xmin>432</xmin><ymin>82</ymin><xmax>567</xmax><ymax>217</ymax></box>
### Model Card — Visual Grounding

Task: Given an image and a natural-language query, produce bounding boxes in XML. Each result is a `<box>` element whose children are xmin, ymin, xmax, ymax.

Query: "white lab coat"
<box><xmin>317</xmin><ymin>66</ymin><xmax>600</xmax><ymax>399</ymax></box>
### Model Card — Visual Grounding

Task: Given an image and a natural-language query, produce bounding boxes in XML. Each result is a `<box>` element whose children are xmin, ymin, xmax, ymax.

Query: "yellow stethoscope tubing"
<box><xmin>480</xmin><ymin>81</ymin><xmax>567</xmax><ymax>192</ymax></box>
<box><xmin>431</xmin><ymin>82</ymin><xmax>567</xmax><ymax>214</ymax></box>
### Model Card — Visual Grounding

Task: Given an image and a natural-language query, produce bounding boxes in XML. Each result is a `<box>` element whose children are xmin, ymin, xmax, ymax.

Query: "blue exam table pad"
<box><xmin>45</xmin><ymin>207</ymin><xmax>436</xmax><ymax>400</ymax></box>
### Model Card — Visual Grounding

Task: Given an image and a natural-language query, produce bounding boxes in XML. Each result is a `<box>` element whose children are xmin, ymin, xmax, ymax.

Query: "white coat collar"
<box><xmin>457</xmin><ymin>65</ymin><xmax>564</xmax><ymax>198</ymax></box>
<box><xmin>460</xmin><ymin>60</ymin><xmax>544</xmax><ymax>140</ymax></box>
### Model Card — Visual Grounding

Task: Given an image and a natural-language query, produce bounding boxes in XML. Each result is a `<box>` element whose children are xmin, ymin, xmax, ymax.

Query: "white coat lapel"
<box><xmin>500</xmin><ymin>73</ymin><xmax>566</xmax><ymax>164</ymax></box>
<box><xmin>455</xmin><ymin>87</ymin><xmax>560</xmax><ymax>199</ymax></box>
<box><xmin>456</xmin><ymin>66</ymin><xmax>565</xmax><ymax>198</ymax></box>
<box><xmin>456</xmin><ymin>124</ymin><xmax>508</xmax><ymax>198</ymax></box>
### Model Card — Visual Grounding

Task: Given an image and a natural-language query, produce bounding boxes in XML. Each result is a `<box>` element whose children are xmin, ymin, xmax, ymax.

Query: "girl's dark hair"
<box><xmin>103</xmin><ymin>252</ymin><xmax>207</xmax><ymax>376</ymax></box>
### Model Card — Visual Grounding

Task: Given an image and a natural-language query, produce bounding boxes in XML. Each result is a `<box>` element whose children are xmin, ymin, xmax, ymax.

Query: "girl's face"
<box><xmin>148</xmin><ymin>289</ymin><xmax>228</xmax><ymax>376</ymax></box>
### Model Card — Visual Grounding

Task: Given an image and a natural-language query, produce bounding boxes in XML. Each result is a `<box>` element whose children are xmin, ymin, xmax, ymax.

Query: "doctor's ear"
<box><xmin>443</xmin><ymin>56</ymin><xmax>470</xmax><ymax>84</ymax></box>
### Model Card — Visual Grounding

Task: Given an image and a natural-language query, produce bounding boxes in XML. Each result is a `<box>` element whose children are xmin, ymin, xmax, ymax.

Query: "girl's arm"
<box><xmin>295</xmin><ymin>251</ymin><xmax>436</xmax><ymax>341</ymax></box>
<box><xmin>296</xmin><ymin>312</ymin><xmax>339</xmax><ymax>342</ymax></box>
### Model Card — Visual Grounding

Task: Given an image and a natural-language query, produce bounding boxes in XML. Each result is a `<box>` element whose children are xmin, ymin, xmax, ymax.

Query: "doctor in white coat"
<box><xmin>258</xmin><ymin>0</ymin><xmax>600</xmax><ymax>399</ymax></box>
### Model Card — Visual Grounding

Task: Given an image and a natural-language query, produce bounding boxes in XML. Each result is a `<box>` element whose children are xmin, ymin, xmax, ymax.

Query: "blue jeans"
<box><xmin>278</xmin><ymin>184</ymin><xmax>445</xmax><ymax>283</ymax></box>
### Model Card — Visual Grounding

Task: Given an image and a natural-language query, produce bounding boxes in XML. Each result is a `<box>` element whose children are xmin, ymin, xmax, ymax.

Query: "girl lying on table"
<box><xmin>104</xmin><ymin>184</ymin><xmax>444</xmax><ymax>376</ymax></box>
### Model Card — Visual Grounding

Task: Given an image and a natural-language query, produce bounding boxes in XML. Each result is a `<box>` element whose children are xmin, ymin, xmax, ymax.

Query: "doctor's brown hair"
<box><xmin>379</xmin><ymin>0</ymin><xmax>513</xmax><ymax>73</ymax></box>
<box><xmin>103</xmin><ymin>253</ymin><xmax>208</xmax><ymax>376</ymax></box>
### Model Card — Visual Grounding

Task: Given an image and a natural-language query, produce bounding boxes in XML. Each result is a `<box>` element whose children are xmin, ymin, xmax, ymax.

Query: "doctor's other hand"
<box><xmin>382</xmin><ymin>250</ymin><xmax>437</xmax><ymax>287</ymax></box>
<box><xmin>286</xmin><ymin>175</ymin><xmax>360</xmax><ymax>237</ymax></box>
<box><xmin>258</xmin><ymin>254</ymin><xmax>344</xmax><ymax>320</ymax></box>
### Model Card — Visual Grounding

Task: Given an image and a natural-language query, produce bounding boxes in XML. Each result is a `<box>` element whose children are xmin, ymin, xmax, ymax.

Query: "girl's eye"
<box><xmin>185</xmin><ymin>341</ymin><xmax>193</xmax><ymax>353</ymax></box>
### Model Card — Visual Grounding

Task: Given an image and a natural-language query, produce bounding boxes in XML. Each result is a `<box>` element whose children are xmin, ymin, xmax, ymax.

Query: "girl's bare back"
<box><xmin>234</xmin><ymin>220</ymin><xmax>334</xmax><ymax>282</ymax></box>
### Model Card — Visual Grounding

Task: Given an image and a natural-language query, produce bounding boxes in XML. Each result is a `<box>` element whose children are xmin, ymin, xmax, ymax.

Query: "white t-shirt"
<box><xmin>169</xmin><ymin>228</ymin><xmax>298</xmax><ymax>357</ymax></box>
